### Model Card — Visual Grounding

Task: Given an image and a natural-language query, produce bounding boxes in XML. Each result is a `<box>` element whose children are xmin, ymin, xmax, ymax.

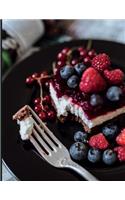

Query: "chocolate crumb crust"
<box><xmin>12</xmin><ymin>105</ymin><xmax>30</xmax><ymax>121</ymax></box>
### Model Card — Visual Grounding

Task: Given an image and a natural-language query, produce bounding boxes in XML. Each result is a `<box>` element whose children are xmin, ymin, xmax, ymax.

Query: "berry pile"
<box><xmin>69</xmin><ymin>123</ymin><xmax>125</xmax><ymax>165</ymax></box>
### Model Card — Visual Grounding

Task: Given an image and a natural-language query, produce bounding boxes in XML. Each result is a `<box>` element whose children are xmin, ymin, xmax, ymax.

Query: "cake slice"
<box><xmin>49</xmin><ymin>49</ymin><xmax>125</xmax><ymax>132</ymax></box>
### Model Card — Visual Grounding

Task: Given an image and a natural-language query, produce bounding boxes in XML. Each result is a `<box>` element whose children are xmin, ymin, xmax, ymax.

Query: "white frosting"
<box><xmin>49</xmin><ymin>83</ymin><xmax>125</xmax><ymax>129</ymax></box>
<box><xmin>17</xmin><ymin>116</ymin><xmax>34</xmax><ymax>140</ymax></box>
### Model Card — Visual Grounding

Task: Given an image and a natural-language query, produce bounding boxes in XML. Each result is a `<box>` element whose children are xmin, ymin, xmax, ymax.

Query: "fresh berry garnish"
<box><xmin>106</xmin><ymin>86</ymin><xmax>122</xmax><ymax>102</ymax></box>
<box><xmin>104</xmin><ymin>69</ymin><xmax>124</xmax><ymax>85</ymax></box>
<box><xmin>89</xmin><ymin>133</ymin><xmax>109</xmax><ymax>150</ymax></box>
<box><xmin>78</xmin><ymin>47</ymin><xmax>84</xmax><ymax>52</ymax></box>
<box><xmin>88</xmin><ymin>49</ymin><xmax>97</xmax><ymax>59</ymax></box>
<box><xmin>102</xmin><ymin>123</ymin><xmax>119</xmax><ymax>140</ymax></box>
<box><xmin>67</xmin><ymin>75</ymin><xmax>79</xmax><ymax>88</ymax></box>
<box><xmin>90</xmin><ymin>94</ymin><xmax>103</xmax><ymax>107</ymax></box>
<box><xmin>61</xmin><ymin>47</ymin><xmax>70</xmax><ymax>55</ymax></box>
<box><xmin>47</xmin><ymin>111</ymin><xmax>56</xmax><ymax>120</ymax></box>
<box><xmin>38</xmin><ymin>111</ymin><xmax>47</xmax><ymax>121</ymax></box>
<box><xmin>116</xmin><ymin>128</ymin><xmax>125</xmax><ymax>146</ymax></box>
<box><xmin>79</xmin><ymin>67</ymin><xmax>106</xmax><ymax>93</ymax></box>
<box><xmin>83</xmin><ymin>57</ymin><xmax>91</xmax><ymax>66</ymax></box>
<box><xmin>34</xmin><ymin>104</ymin><xmax>42</xmax><ymax>113</ymax></box>
<box><xmin>71</xmin><ymin>59</ymin><xmax>78</xmax><ymax>66</ymax></box>
<box><xmin>74</xmin><ymin>63</ymin><xmax>87</xmax><ymax>76</ymax></box>
<box><xmin>57</xmin><ymin>52</ymin><xmax>66</xmax><ymax>61</ymax></box>
<box><xmin>114</xmin><ymin>146</ymin><xmax>125</xmax><ymax>161</ymax></box>
<box><xmin>79</xmin><ymin>50</ymin><xmax>87</xmax><ymax>58</ymax></box>
<box><xmin>102</xmin><ymin>149</ymin><xmax>117</xmax><ymax>165</ymax></box>
<box><xmin>57</xmin><ymin>60</ymin><xmax>65</xmax><ymax>68</ymax></box>
<box><xmin>69</xmin><ymin>142</ymin><xmax>88</xmax><ymax>161</ymax></box>
<box><xmin>92</xmin><ymin>53</ymin><xmax>111</xmax><ymax>72</ymax></box>
<box><xmin>34</xmin><ymin>98</ymin><xmax>41</xmax><ymax>105</ymax></box>
<box><xmin>81</xmin><ymin>101</ymin><xmax>92</xmax><ymax>111</ymax></box>
<box><xmin>25</xmin><ymin>76</ymin><xmax>34</xmax><ymax>85</ymax></box>
<box><xmin>87</xmin><ymin>148</ymin><xmax>101</xmax><ymax>163</ymax></box>
<box><xmin>42</xmin><ymin>95</ymin><xmax>51</xmax><ymax>104</ymax></box>
<box><xmin>74</xmin><ymin>131</ymin><xmax>88</xmax><ymax>143</ymax></box>
<box><xmin>60</xmin><ymin>65</ymin><xmax>75</xmax><ymax>79</ymax></box>
<box><xmin>31</xmin><ymin>73</ymin><xmax>39</xmax><ymax>79</ymax></box>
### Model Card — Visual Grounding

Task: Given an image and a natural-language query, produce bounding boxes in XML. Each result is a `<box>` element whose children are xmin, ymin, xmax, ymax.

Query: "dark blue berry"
<box><xmin>60</xmin><ymin>65</ymin><xmax>75</xmax><ymax>79</ymax></box>
<box><xmin>74</xmin><ymin>63</ymin><xmax>86</xmax><ymax>76</ymax></box>
<box><xmin>74</xmin><ymin>131</ymin><xmax>88</xmax><ymax>143</ymax></box>
<box><xmin>102</xmin><ymin>123</ymin><xmax>119</xmax><ymax>140</ymax></box>
<box><xmin>106</xmin><ymin>86</ymin><xmax>122</xmax><ymax>102</ymax></box>
<box><xmin>102</xmin><ymin>149</ymin><xmax>117</xmax><ymax>165</ymax></box>
<box><xmin>90</xmin><ymin>94</ymin><xmax>103</xmax><ymax>106</ymax></box>
<box><xmin>88</xmin><ymin>148</ymin><xmax>101</xmax><ymax>163</ymax></box>
<box><xmin>69</xmin><ymin>142</ymin><xmax>88</xmax><ymax>161</ymax></box>
<box><xmin>67</xmin><ymin>75</ymin><xmax>79</xmax><ymax>88</ymax></box>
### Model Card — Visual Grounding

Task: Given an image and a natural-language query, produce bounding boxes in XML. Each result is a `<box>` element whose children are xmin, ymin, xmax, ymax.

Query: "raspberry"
<box><xmin>92</xmin><ymin>53</ymin><xmax>111</xmax><ymax>72</ymax></box>
<box><xmin>104</xmin><ymin>69</ymin><xmax>124</xmax><ymax>85</ymax></box>
<box><xmin>88</xmin><ymin>133</ymin><xmax>109</xmax><ymax>150</ymax></box>
<box><xmin>114</xmin><ymin>146</ymin><xmax>125</xmax><ymax>161</ymax></box>
<box><xmin>116</xmin><ymin>128</ymin><xmax>125</xmax><ymax>146</ymax></box>
<box><xmin>79</xmin><ymin>67</ymin><xmax>106</xmax><ymax>93</ymax></box>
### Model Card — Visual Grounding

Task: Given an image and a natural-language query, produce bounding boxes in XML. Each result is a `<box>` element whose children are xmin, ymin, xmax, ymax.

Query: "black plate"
<box><xmin>2</xmin><ymin>39</ymin><xmax>125</xmax><ymax>181</ymax></box>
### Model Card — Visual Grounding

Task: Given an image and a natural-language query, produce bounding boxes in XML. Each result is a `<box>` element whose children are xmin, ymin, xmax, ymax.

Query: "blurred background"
<box><xmin>2</xmin><ymin>19</ymin><xmax>125</xmax><ymax>76</ymax></box>
<box><xmin>2</xmin><ymin>19</ymin><xmax>125</xmax><ymax>180</ymax></box>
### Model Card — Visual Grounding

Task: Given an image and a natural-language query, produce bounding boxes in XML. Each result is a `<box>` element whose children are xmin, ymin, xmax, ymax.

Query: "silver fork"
<box><xmin>28</xmin><ymin>106</ymin><xmax>98</xmax><ymax>181</ymax></box>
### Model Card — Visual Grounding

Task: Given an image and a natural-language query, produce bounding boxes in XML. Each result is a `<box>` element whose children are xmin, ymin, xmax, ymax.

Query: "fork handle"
<box><xmin>66</xmin><ymin>159</ymin><xmax>98</xmax><ymax>181</ymax></box>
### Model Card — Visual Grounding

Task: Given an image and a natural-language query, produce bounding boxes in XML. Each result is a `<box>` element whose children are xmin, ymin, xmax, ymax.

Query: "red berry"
<box><xmin>79</xmin><ymin>67</ymin><xmax>106</xmax><ymax>93</ymax></box>
<box><xmin>92</xmin><ymin>53</ymin><xmax>111</xmax><ymax>72</ymax></box>
<box><xmin>104</xmin><ymin>69</ymin><xmax>124</xmax><ymax>85</ymax></box>
<box><xmin>83</xmin><ymin>57</ymin><xmax>91</xmax><ymax>66</ymax></box>
<box><xmin>57</xmin><ymin>52</ymin><xmax>66</xmax><ymax>61</ymax></box>
<box><xmin>80</xmin><ymin>101</ymin><xmax>92</xmax><ymax>111</ymax></box>
<box><xmin>116</xmin><ymin>128</ymin><xmax>125</xmax><ymax>146</ymax></box>
<box><xmin>56</xmin><ymin>60</ymin><xmax>65</xmax><ymax>67</ymax></box>
<box><xmin>71</xmin><ymin>59</ymin><xmax>78</xmax><ymax>66</ymax></box>
<box><xmin>47</xmin><ymin>111</ymin><xmax>56</xmax><ymax>120</ymax></box>
<box><xmin>78</xmin><ymin>47</ymin><xmax>84</xmax><ymax>52</ymax></box>
<box><xmin>34</xmin><ymin>104</ymin><xmax>42</xmax><ymax>113</ymax></box>
<box><xmin>34</xmin><ymin>98</ymin><xmax>41</xmax><ymax>104</ymax></box>
<box><xmin>42</xmin><ymin>95</ymin><xmax>51</xmax><ymax>104</ymax></box>
<box><xmin>114</xmin><ymin>146</ymin><xmax>125</xmax><ymax>161</ymax></box>
<box><xmin>80</xmin><ymin>50</ymin><xmax>87</xmax><ymax>58</ymax></box>
<box><xmin>89</xmin><ymin>133</ymin><xmax>109</xmax><ymax>150</ymax></box>
<box><xmin>88</xmin><ymin>49</ymin><xmax>97</xmax><ymax>59</ymax></box>
<box><xmin>41</xmin><ymin>71</ymin><xmax>48</xmax><ymax>76</ymax></box>
<box><xmin>32</xmin><ymin>73</ymin><xmax>39</xmax><ymax>79</ymax></box>
<box><xmin>62</xmin><ymin>48</ymin><xmax>70</xmax><ymax>55</ymax></box>
<box><xmin>25</xmin><ymin>76</ymin><xmax>34</xmax><ymax>85</ymax></box>
<box><xmin>43</xmin><ymin>105</ymin><xmax>49</xmax><ymax>111</ymax></box>
<box><xmin>39</xmin><ymin>111</ymin><xmax>47</xmax><ymax>121</ymax></box>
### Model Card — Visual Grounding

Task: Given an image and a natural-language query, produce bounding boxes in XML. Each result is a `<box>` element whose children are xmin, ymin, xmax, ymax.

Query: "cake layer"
<box><xmin>49</xmin><ymin>83</ymin><xmax>125</xmax><ymax>129</ymax></box>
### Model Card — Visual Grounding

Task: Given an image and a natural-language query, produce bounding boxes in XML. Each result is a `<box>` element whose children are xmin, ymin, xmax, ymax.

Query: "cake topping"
<box><xmin>106</xmin><ymin>86</ymin><xmax>123</xmax><ymax>102</ymax></box>
<box><xmin>60</xmin><ymin>65</ymin><xmax>75</xmax><ymax>79</ymax></box>
<box><xmin>90</xmin><ymin>94</ymin><xmax>103</xmax><ymax>107</ymax></box>
<box><xmin>92</xmin><ymin>53</ymin><xmax>111</xmax><ymax>72</ymax></box>
<box><xmin>104</xmin><ymin>69</ymin><xmax>125</xmax><ymax>85</ymax></box>
<box><xmin>74</xmin><ymin>63</ymin><xmax>87</xmax><ymax>76</ymax></box>
<box><xmin>79</xmin><ymin>67</ymin><xmax>106</xmax><ymax>93</ymax></box>
<box><xmin>67</xmin><ymin>75</ymin><xmax>79</xmax><ymax>88</ymax></box>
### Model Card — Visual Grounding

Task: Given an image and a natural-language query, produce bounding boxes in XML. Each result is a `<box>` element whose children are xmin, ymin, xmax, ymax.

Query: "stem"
<box><xmin>86</xmin><ymin>39</ymin><xmax>92</xmax><ymax>50</ymax></box>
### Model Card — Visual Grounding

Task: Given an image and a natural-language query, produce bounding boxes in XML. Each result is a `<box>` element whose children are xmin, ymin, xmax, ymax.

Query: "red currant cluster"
<box><xmin>56</xmin><ymin>47</ymin><xmax>97</xmax><ymax>68</ymax></box>
<box><xmin>34</xmin><ymin>96</ymin><xmax>56</xmax><ymax>121</ymax></box>
<box><xmin>25</xmin><ymin>71</ymin><xmax>49</xmax><ymax>85</ymax></box>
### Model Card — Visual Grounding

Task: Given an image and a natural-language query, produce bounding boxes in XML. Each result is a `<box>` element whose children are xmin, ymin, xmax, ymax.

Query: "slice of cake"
<box><xmin>49</xmin><ymin>49</ymin><xmax>125</xmax><ymax>132</ymax></box>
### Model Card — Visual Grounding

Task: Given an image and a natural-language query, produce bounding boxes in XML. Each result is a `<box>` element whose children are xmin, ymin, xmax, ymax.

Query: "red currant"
<box><xmin>25</xmin><ymin>76</ymin><xmax>34</xmax><ymax>85</ymax></box>
<box><xmin>80</xmin><ymin>50</ymin><xmax>87</xmax><ymax>58</ymax></box>
<box><xmin>57</xmin><ymin>52</ymin><xmax>66</xmax><ymax>61</ymax></box>
<box><xmin>88</xmin><ymin>49</ymin><xmax>96</xmax><ymax>59</ymax></box>
<box><xmin>78</xmin><ymin>47</ymin><xmax>84</xmax><ymax>52</ymax></box>
<box><xmin>71</xmin><ymin>59</ymin><xmax>78</xmax><ymax>66</ymax></box>
<box><xmin>38</xmin><ymin>111</ymin><xmax>47</xmax><ymax>121</ymax></box>
<box><xmin>34</xmin><ymin>104</ymin><xmax>42</xmax><ymax>113</ymax></box>
<box><xmin>56</xmin><ymin>60</ymin><xmax>65</xmax><ymax>68</ymax></box>
<box><xmin>42</xmin><ymin>95</ymin><xmax>51</xmax><ymax>104</ymax></box>
<box><xmin>34</xmin><ymin>98</ymin><xmax>41</xmax><ymax>105</ymax></box>
<box><xmin>84</xmin><ymin>57</ymin><xmax>91</xmax><ymax>67</ymax></box>
<box><xmin>61</xmin><ymin>47</ymin><xmax>70</xmax><ymax>55</ymax></box>
<box><xmin>32</xmin><ymin>73</ymin><xmax>39</xmax><ymax>79</ymax></box>
<box><xmin>41</xmin><ymin>71</ymin><xmax>48</xmax><ymax>77</ymax></box>
<box><xmin>47</xmin><ymin>111</ymin><xmax>56</xmax><ymax>120</ymax></box>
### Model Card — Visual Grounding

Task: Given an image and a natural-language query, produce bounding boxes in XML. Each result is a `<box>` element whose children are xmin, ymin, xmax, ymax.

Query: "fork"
<box><xmin>27</xmin><ymin>105</ymin><xmax>98</xmax><ymax>181</ymax></box>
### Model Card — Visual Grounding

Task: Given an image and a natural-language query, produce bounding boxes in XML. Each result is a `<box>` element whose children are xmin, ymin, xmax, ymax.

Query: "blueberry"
<box><xmin>60</xmin><ymin>65</ymin><xmax>75</xmax><ymax>79</ymax></box>
<box><xmin>74</xmin><ymin>131</ymin><xmax>88</xmax><ymax>143</ymax></box>
<box><xmin>90</xmin><ymin>94</ymin><xmax>103</xmax><ymax>106</ymax></box>
<box><xmin>106</xmin><ymin>86</ymin><xmax>122</xmax><ymax>102</ymax></box>
<box><xmin>102</xmin><ymin>149</ymin><xmax>117</xmax><ymax>165</ymax></box>
<box><xmin>88</xmin><ymin>148</ymin><xmax>101</xmax><ymax>163</ymax></box>
<box><xmin>102</xmin><ymin>123</ymin><xmax>119</xmax><ymax>140</ymax></box>
<box><xmin>69</xmin><ymin>142</ymin><xmax>88</xmax><ymax>161</ymax></box>
<box><xmin>74</xmin><ymin>63</ymin><xmax>86</xmax><ymax>76</ymax></box>
<box><xmin>67</xmin><ymin>75</ymin><xmax>79</xmax><ymax>88</ymax></box>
